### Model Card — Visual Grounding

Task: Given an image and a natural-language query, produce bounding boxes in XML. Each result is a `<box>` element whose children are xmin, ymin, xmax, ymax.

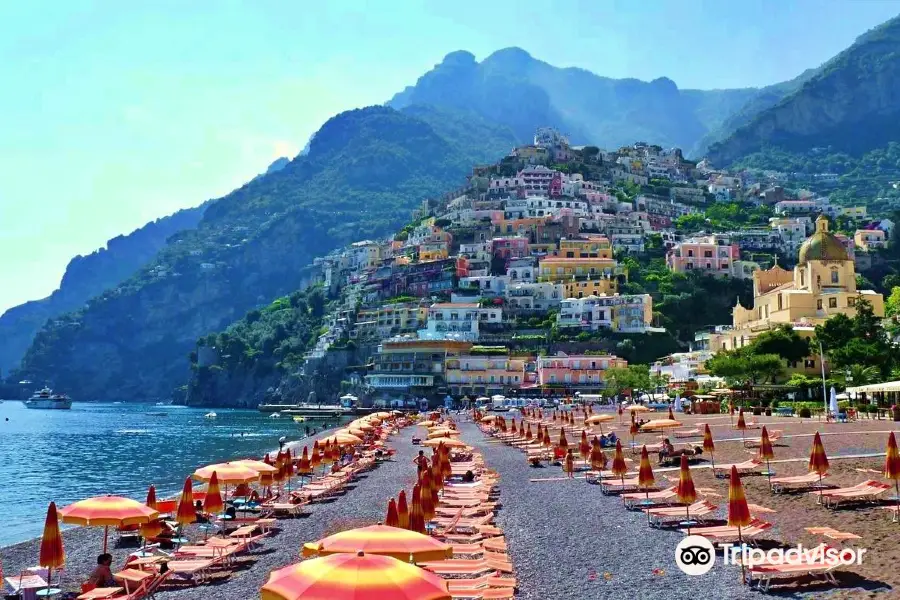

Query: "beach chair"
<box><xmin>745</xmin><ymin>430</ymin><xmax>783</xmax><ymax>448</ymax></box>
<box><xmin>622</xmin><ymin>486</ymin><xmax>678</xmax><ymax>509</ymax></box>
<box><xmin>599</xmin><ymin>477</ymin><xmax>657</xmax><ymax>496</ymax></box>
<box><xmin>420</xmin><ymin>557</ymin><xmax>514</xmax><ymax>576</ymax></box>
<box><xmin>713</xmin><ymin>458</ymin><xmax>762</xmax><ymax>478</ymax></box>
<box><xmin>813</xmin><ymin>479</ymin><xmax>891</xmax><ymax>508</ymax></box>
<box><xmin>163</xmin><ymin>559</ymin><xmax>218</xmax><ymax>585</ymax></box>
<box><xmin>118</xmin><ymin>570</ymin><xmax>172</xmax><ymax>599</ymax></box>
<box><xmin>680</xmin><ymin>519</ymin><xmax>773</xmax><ymax>544</ymax></box>
<box><xmin>644</xmin><ymin>500</ymin><xmax>718</xmax><ymax>527</ymax></box>
<box><xmin>450</xmin><ymin>588</ymin><xmax>515</xmax><ymax>600</ymax></box>
<box><xmin>770</xmin><ymin>472</ymin><xmax>829</xmax><ymax>493</ymax></box>
<box><xmin>445</xmin><ymin>574</ymin><xmax>516</xmax><ymax>592</ymax></box>
<box><xmin>673</xmin><ymin>428</ymin><xmax>701</xmax><ymax>438</ymax></box>
<box><xmin>747</xmin><ymin>559</ymin><xmax>841</xmax><ymax>591</ymax></box>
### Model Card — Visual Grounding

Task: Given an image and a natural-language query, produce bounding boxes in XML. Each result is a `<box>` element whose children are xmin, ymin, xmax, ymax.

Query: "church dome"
<box><xmin>798</xmin><ymin>215</ymin><xmax>848</xmax><ymax>264</ymax></box>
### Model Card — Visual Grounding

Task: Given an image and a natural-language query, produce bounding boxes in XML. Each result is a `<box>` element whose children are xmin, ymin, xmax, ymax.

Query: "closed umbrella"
<box><xmin>808</xmin><ymin>431</ymin><xmax>829</xmax><ymax>500</ymax></box>
<box><xmin>39</xmin><ymin>502</ymin><xmax>64</xmax><ymax>597</ymax></box>
<box><xmin>420</xmin><ymin>468</ymin><xmax>435</xmax><ymax>522</ymax></box>
<box><xmin>728</xmin><ymin>466</ymin><xmax>752</xmax><ymax>583</ymax></box>
<box><xmin>579</xmin><ymin>430</ymin><xmax>591</xmax><ymax>461</ymax></box>
<box><xmin>675</xmin><ymin>455</ymin><xmax>698</xmax><ymax>534</ymax></box>
<box><xmin>611</xmin><ymin>440</ymin><xmax>628</xmax><ymax>487</ymax></box>
<box><xmin>883</xmin><ymin>432</ymin><xmax>900</xmax><ymax>521</ymax></box>
<box><xmin>203</xmin><ymin>471</ymin><xmax>225</xmax><ymax>515</ymax></box>
<box><xmin>409</xmin><ymin>484</ymin><xmax>426</xmax><ymax>534</ymax></box>
<box><xmin>524</xmin><ymin>422</ymin><xmax>533</xmax><ymax>441</ymax></box>
<box><xmin>629</xmin><ymin>419</ymin><xmax>639</xmax><ymax>450</ymax></box>
<box><xmin>397</xmin><ymin>490</ymin><xmax>410</xmax><ymax>530</ymax></box>
<box><xmin>702</xmin><ymin>424</ymin><xmax>716</xmax><ymax>470</ymax></box>
<box><xmin>735</xmin><ymin>408</ymin><xmax>747</xmax><ymax>446</ymax></box>
<box><xmin>175</xmin><ymin>478</ymin><xmax>196</xmax><ymax>529</ymax></box>
<box><xmin>297</xmin><ymin>446</ymin><xmax>312</xmax><ymax>483</ymax></box>
<box><xmin>638</xmin><ymin>446</ymin><xmax>655</xmax><ymax>521</ymax></box>
<box><xmin>145</xmin><ymin>486</ymin><xmax>157</xmax><ymax>511</ymax></box>
<box><xmin>261</xmin><ymin>551</ymin><xmax>451</xmax><ymax>600</ymax></box>
<box><xmin>668</xmin><ymin>406</ymin><xmax>675</xmax><ymax>421</ymax></box>
<box><xmin>311</xmin><ymin>441</ymin><xmax>322</xmax><ymax>473</ymax></box>
<box><xmin>759</xmin><ymin>426</ymin><xmax>775</xmax><ymax>489</ymax></box>
<box><xmin>829</xmin><ymin>387</ymin><xmax>839</xmax><ymax>417</ymax></box>
<box><xmin>385</xmin><ymin>498</ymin><xmax>400</xmax><ymax>528</ymax></box>
<box><xmin>590</xmin><ymin>436</ymin><xmax>607</xmax><ymax>471</ymax></box>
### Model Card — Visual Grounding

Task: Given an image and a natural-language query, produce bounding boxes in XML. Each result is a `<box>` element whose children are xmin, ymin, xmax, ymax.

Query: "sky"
<box><xmin>1</xmin><ymin>0</ymin><xmax>899</xmax><ymax>314</ymax></box>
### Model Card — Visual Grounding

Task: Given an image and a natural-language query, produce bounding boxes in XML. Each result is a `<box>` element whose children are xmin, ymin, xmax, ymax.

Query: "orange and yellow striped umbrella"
<box><xmin>884</xmin><ymin>432</ymin><xmax>900</xmax><ymax>519</ymax></box>
<box><xmin>302</xmin><ymin>524</ymin><xmax>450</xmax><ymax>562</ymax></box>
<box><xmin>322</xmin><ymin>433</ymin><xmax>364</xmax><ymax>446</ymax></box>
<box><xmin>39</xmin><ymin>502</ymin><xmax>65</xmax><ymax>570</ymax></box>
<box><xmin>808</xmin><ymin>431</ymin><xmax>829</xmax><ymax>475</ymax></box>
<box><xmin>611</xmin><ymin>439</ymin><xmax>628</xmax><ymax>485</ymax></box>
<box><xmin>638</xmin><ymin>446</ymin><xmax>655</xmax><ymax>490</ymax></box>
<box><xmin>235</xmin><ymin>459</ymin><xmax>279</xmax><ymax>476</ymax></box>
<box><xmin>759</xmin><ymin>426</ymin><xmax>775</xmax><ymax>488</ymax></box>
<box><xmin>676</xmin><ymin>454</ymin><xmax>698</xmax><ymax>534</ymax></box>
<box><xmin>702</xmin><ymin>424</ymin><xmax>716</xmax><ymax>470</ymax></box>
<box><xmin>422</xmin><ymin>438</ymin><xmax>466</xmax><ymax>448</ymax></box>
<box><xmin>397</xmin><ymin>491</ymin><xmax>410</xmax><ymax>530</ymax></box>
<box><xmin>262</xmin><ymin>551</ymin><xmax>451</xmax><ymax>600</ymax></box>
<box><xmin>385</xmin><ymin>498</ymin><xmax>399</xmax><ymax>528</ymax></box>
<box><xmin>176</xmin><ymin>477</ymin><xmax>196</xmax><ymax>527</ymax></box>
<box><xmin>735</xmin><ymin>408</ymin><xmax>747</xmax><ymax>444</ymax></box>
<box><xmin>193</xmin><ymin>462</ymin><xmax>260</xmax><ymax>485</ymax></box>
<box><xmin>145</xmin><ymin>486</ymin><xmax>157</xmax><ymax>511</ymax></box>
<box><xmin>409</xmin><ymin>485</ymin><xmax>426</xmax><ymax>534</ymax></box>
<box><xmin>310</xmin><ymin>442</ymin><xmax>322</xmax><ymax>471</ymax></box>
<box><xmin>590</xmin><ymin>437</ymin><xmax>607</xmax><ymax>471</ymax></box>
<box><xmin>557</xmin><ymin>429</ymin><xmax>569</xmax><ymax>452</ymax></box>
<box><xmin>61</xmin><ymin>495</ymin><xmax>159</xmax><ymax>553</ymax></box>
<box><xmin>524</xmin><ymin>423</ymin><xmax>533</xmax><ymax>441</ymax></box>
<box><xmin>541</xmin><ymin>426</ymin><xmax>552</xmax><ymax>448</ymax></box>
<box><xmin>419</xmin><ymin>469</ymin><xmax>435</xmax><ymax>522</ymax></box>
<box><xmin>727</xmin><ymin>466</ymin><xmax>752</xmax><ymax>529</ymax></box>
<box><xmin>204</xmin><ymin>471</ymin><xmax>225</xmax><ymax>515</ymax></box>
<box><xmin>579</xmin><ymin>431</ymin><xmax>591</xmax><ymax>460</ymax></box>
<box><xmin>668</xmin><ymin>406</ymin><xmax>675</xmax><ymax>421</ymax></box>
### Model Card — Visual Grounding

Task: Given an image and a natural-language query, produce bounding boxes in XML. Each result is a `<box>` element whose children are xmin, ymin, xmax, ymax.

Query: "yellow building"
<box><xmin>538</xmin><ymin>256</ymin><xmax>620</xmax><ymax>282</ymax></box>
<box><xmin>354</xmin><ymin>303</ymin><xmax>428</xmax><ymax>339</ymax></box>
<box><xmin>854</xmin><ymin>228</ymin><xmax>887</xmax><ymax>251</ymax></box>
<box><xmin>445</xmin><ymin>353</ymin><xmax>526</xmax><ymax>395</ymax></box>
<box><xmin>709</xmin><ymin>216</ymin><xmax>884</xmax><ymax>373</ymax></box>
<box><xmin>563</xmin><ymin>278</ymin><xmax>618</xmax><ymax>297</ymax></box>
<box><xmin>555</xmin><ymin>236</ymin><xmax>613</xmax><ymax>259</ymax></box>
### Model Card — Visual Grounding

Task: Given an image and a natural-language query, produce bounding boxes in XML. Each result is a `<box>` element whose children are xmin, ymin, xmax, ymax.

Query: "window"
<box><xmin>817</xmin><ymin>299</ymin><xmax>823</xmax><ymax>310</ymax></box>
<box><xmin>804</xmin><ymin>359</ymin><xmax>816</xmax><ymax>368</ymax></box>
<box><xmin>704</xmin><ymin>250</ymin><xmax>713</xmax><ymax>258</ymax></box>
<box><xmin>829</xmin><ymin>297</ymin><xmax>837</xmax><ymax>308</ymax></box>
<box><xmin>687</xmin><ymin>250</ymin><xmax>694</xmax><ymax>257</ymax></box>
<box><xmin>848</xmin><ymin>297</ymin><xmax>856</xmax><ymax>307</ymax></box>
<box><xmin>800</xmin><ymin>269</ymin><xmax>805</xmax><ymax>287</ymax></box>
<box><xmin>831</xmin><ymin>268</ymin><xmax>839</xmax><ymax>284</ymax></box>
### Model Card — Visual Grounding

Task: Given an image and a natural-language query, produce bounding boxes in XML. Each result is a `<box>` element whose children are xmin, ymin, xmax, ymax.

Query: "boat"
<box><xmin>268</xmin><ymin>412</ymin><xmax>281</xmax><ymax>419</ymax></box>
<box><xmin>204</xmin><ymin>412</ymin><xmax>217</xmax><ymax>419</ymax></box>
<box><xmin>23</xmin><ymin>387</ymin><xmax>72</xmax><ymax>410</ymax></box>
<box><xmin>292</xmin><ymin>416</ymin><xmax>306</xmax><ymax>424</ymax></box>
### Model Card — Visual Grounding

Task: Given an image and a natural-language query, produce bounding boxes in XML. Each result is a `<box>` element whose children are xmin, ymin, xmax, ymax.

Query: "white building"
<box><xmin>418</xmin><ymin>303</ymin><xmax>503</xmax><ymax>342</ymax></box>
<box><xmin>505</xmin><ymin>282</ymin><xmax>565</xmax><ymax>311</ymax></box>
<box><xmin>557</xmin><ymin>294</ymin><xmax>654</xmax><ymax>333</ymax></box>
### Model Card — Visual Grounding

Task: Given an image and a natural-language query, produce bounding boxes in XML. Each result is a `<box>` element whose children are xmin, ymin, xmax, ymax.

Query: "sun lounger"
<box><xmin>713</xmin><ymin>458</ymin><xmax>763</xmax><ymax>478</ymax></box>
<box><xmin>673</xmin><ymin>428</ymin><xmax>701</xmax><ymax>438</ymax></box>
<box><xmin>600</xmin><ymin>477</ymin><xmax>659</xmax><ymax>495</ymax></box>
<box><xmin>680</xmin><ymin>520</ymin><xmax>773</xmax><ymax>544</ymax></box>
<box><xmin>622</xmin><ymin>487</ymin><xmax>678</xmax><ymax>509</ymax></box>
<box><xmin>263</xmin><ymin>502</ymin><xmax>308</xmax><ymax>517</ymax></box>
<box><xmin>432</xmin><ymin>513</ymin><xmax>495</xmax><ymax>531</ymax></box>
<box><xmin>450</xmin><ymin>588</ymin><xmax>515</xmax><ymax>600</ymax></box>
<box><xmin>747</xmin><ymin>558</ymin><xmax>840</xmax><ymax>591</ymax></box>
<box><xmin>644</xmin><ymin>500</ymin><xmax>718</xmax><ymax>527</ymax></box>
<box><xmin>813</xmin><ymin>479</ymin><xmax>891</xmax><ymax>508</ymax></box>
<box><xmin>770</xmin><ymin>472</ymin><xmax>829</xmax><ymax>493</ymax></box>
<box><xmin>745</xmin><ymin>430</ymin><xmax>783</xmax><ymax>448</ymax></box>
<box><xmin>420</xmin><ymin>558</ymin><xmax>514</xmax><ymax>575</ymax></box>
<box><xmin>164</xmin><ymin>559</ymin><xmax>218</xmax><ymax>584</ymax></box>
<box><xmin>440</xmin><ymin>497</ymin><xmax>501</xmax><ymax>509</ymax></box>
<box><xmin>446</xmin><ymin>574</ymin><xmax>516</xmax><ymax>592</ymax></box>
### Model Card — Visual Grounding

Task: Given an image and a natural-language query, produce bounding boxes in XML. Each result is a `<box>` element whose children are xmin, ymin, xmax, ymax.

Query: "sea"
<box><xmin>0</xmin><ymin>400</ymin><xmax>345</xmax><ymax>546</ymax></box>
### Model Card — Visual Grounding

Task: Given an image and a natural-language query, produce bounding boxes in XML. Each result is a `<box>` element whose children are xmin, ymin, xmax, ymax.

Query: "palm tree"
<box><xmin>839</xmin><ymin>365</ymin><xmax>880</xmax><ymax>387</ymax></box>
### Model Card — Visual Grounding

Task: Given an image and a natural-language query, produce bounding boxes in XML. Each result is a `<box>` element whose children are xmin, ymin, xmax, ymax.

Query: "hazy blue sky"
<box><xmin>1</xmin><ymin>0</ymin><xmax>898</xmax><ymax>314</ymax></box>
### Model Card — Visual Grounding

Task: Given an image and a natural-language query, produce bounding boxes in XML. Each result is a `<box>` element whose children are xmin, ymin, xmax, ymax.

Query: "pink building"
<box><xmin>666</xmin><ymin>234</ymin><xmax>740</xmax><ymax>277</ymax></box>
<box><xmin>491</xmin><ymin>237</ymin><xmax>529</xmax><ymax>262</ymax></box>
<box><xmin>536</xmin><ymin>352</ymin><xmax>628</xmax><ymax>388</ymax></box>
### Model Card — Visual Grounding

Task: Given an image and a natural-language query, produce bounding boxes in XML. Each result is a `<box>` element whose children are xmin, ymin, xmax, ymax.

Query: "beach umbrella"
<box><xmin>675</xmin><ymin>455</ymin><xmax>698</xmax><ymax>535</ymax></box>
<box><xmin>419</xmin><ymin>469</ymin><xmax>435</xmax><ymax>522</ymax></box>
<box><xmin>385</xmin><ymin>498</ymin><xmax>400</xmax><ymax>528</ymax></box>
<box><xmin>735</xmin><ymin>408</ymin><xmax>747</xmax><ymax>445</ymax></box>
<box><xmin>39</xmin><ymin>502</ymin><xmax>64</xmax><ymax>597</ymax></box>
<box><xmin>397</xmin><ymin>490</ymin><xmax>410</xmax><ymax>530</ymax></box>
<box><xmin>618</xmin><ymin>403</ymin><xmax>624</xmax><ymax>422</ymax></box>
<box><xmin>668</xmin><ymin>406</ymin><xmax>675</xmax><ymax>421</ymax></box>
<box><xmin>585</xmin><ymin>414</ymin><xmax>613</xmax><ymax>435</ymax></box>
<box><xmin>440</xmin><ymin>446</ymin><xmax>451</xmax><ymax>481</ymax></box>
<box><xmin>808</xmin><ymin>431</ymin><xmax>829</xmax><ymax>500</ymax></box>
<box><xmin>542</xmin><ymin>426</ymin><xmax>552</xmax><ymax>448</ymax></box>
<box><xmin>638</xmin><ymin>446</ymin><xmax>656</xmax><ymax>521</ymax></box>
<box><xmin>302</xmin><ymin>524</ymin><xmax>450</xmax><ymax>561</ymax></box>
<box><xmin>193</xmin><ymin>462</ymin><xmax>261</xmax><ymax>485</ymax></box>
<box><xmin>409</xmin><ymin>484</ymin><xmax>426</xmax><ymax>534</ymax></box>
<box><xmin>261</xmin><ymin>551</ymin><xmax>451</xmax><ymax>600</ymax></box>
<box><xmin>590</xmin><ymin>436</ymin><xmax>607</xmax><ymax>471</ymax></box>
<box><xmin>60</xmin><ymin>495</ymin><xmax>159</xmax><ymax>553</ymax></box>
<box><xmin>297</xmin><ymin>447</ymin><xmax>312</xmax><ymax>479</ymax></box>
<box><xmin>311</xmin><ymin>441</ymin><xmax>322</xmax><ymax>472</ymax></box>
<box><xmin>702</xmin><ymin>424</ymin><xmax>716</xmax><ymax>470</ymax></box>
<box><xmin>728</xmin><ymin>466</ymin><xmax>752</xmax><ymax>583</ymax></box>
<box><xmin>611</xmin><ymin>440</ymin><xmax>628</xmax><ymax>487</ymax></box>
<box><xmin>758</xmin><ymin>426</ymin><xmax>775</xmax><ymax>489</ymax></box>
<box><xmin>884</xmin><ymin>432</ymin><xmax>900</xmax><ymax>520</ymax></box>
<box><xmin>525</xmin><ymin>422</ymin><xmax>533</xmax><ymax>441</ymax></box>
<box><xmin>236</xmin><ymin>459</ymin><xmax>280</xmax><ymax>476</ymax></box>
<box><xmin>431</xmin><ymin>456</ymin><xmax>444</xmax><ymax>492</ymax></box>
<box><xmin>175</xmin><ymin>478</ymin><xmax>196</xmax><ymax>528</ymax></box>
<box><xmin>639</xmin><ymin>419</ymin><xmax>682</xmax><ymax>431</ymax></box>
<box><xmin>557</xmin><ymin>429</ymin><xmax>569</xmax><ymax>453</ymax></box>
<box><xmin>629</xmin><ymin>419</ymin><xmax>639</xmax><ymax>450</ymax></box>
<box><xmin>203</xmin><ymin>471</ymin><xmax>225</xmax><ymax>515</ymax></box>
<box><xmin>145</xmin><ymin>485</ymin><xmax>157</xmax><ymax>511</ymax></box>
<box><xmin>284</xmin><ymin>448</ymin><xmax>295</xmax><ymax>492</ymax></box>
<box><xmin>510</xmin><ymin>420</ymin><xmax>518</xmax><ymax>436</ymax></box>
<box><xmin>829</xmin><ymin>386</ymin><xmax>839</xmax><ymax>417</ymax></box>
<box><xmin>422</xmin><ymin>437</ymin><xmax>467</xmax><ymax>448</ymax></box>
<box><xmin>626</xmin><ymin>405</ymin><xmax>652</xmax><ymax>413</ymax></box>
<box><xmin>579</xmin><ymin>430</ymin><xmax>591</xmax><ymax>461</ymax></box>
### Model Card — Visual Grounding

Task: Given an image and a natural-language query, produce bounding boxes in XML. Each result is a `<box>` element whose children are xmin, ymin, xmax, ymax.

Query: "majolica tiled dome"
<box><xmin>798</xmin><ymin>215</ymin><xmax>848</xmax><ymax>264</ymax></box>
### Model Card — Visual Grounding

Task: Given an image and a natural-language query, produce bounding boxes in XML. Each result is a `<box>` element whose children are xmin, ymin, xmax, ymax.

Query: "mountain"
<box><xmin>13</xmin><ymin>105</ymin><xmax>518</xmax><ymax>401</ymax></box>
<box><xmin>708</xmin><ymin>16</ymin><xmax>900</xmax><ymax>166</ymax></box>
<box><xmin>389</xmin><ymin>47</ymin><xmax>781</xmax><ymax>154</ymax></box>
<box><xmin>0</xmin><ymin>205</ymin><xmax>206</xmax><ymax>375</ymax></box>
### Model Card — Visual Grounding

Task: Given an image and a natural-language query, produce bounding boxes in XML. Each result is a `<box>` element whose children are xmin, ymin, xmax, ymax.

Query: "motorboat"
<box><xmin>23</xmin><ymin>387</ymin><xmax>72</xmax><ymax>410</ymax></box>
<box><xmin>204</xmin><ymin>412</ymin><xmax>217</xmax><ymax>419</ymax></box>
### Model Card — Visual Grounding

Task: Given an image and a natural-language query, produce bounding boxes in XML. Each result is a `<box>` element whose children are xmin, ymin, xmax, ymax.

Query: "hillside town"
<box><xmin>296</xmin><ymin>128</ymin><xmax>891</xmax><ymax>409</ymax></box>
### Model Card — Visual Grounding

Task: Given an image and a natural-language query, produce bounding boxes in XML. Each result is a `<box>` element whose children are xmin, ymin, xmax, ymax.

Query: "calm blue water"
<box><xmin>0</xmin><ymin>401</ymin><xmax>339</xmax><ymax>545</ymax></box>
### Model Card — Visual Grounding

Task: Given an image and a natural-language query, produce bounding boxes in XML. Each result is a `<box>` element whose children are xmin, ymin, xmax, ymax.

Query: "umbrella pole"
<box><xmin>895</xmin><ymin>479</ymin><xmax>899</xmax><ymax>523</ymax></box>
<box><xmin>685</xmin><ymin>504</ymin><xmax>691</xmax><ymax>536</ymax></box>
<box><xmin>46</xmin><ymin>567</ymin><xmax>51</xmax><ymax>598</ymax></box>
<box><xmin>819</xmin><ymin>472</ymin><xmax>823</xmax><ymax>501</ymax></box>
<box><xmin>766</xmin><ymin>458</ymin><xmax>772</xmax><ymax>490</ymax></box>
<box><xmin>103</xmin><ymin>525</ymin><xmax>108</xmax><ymax>553</ymax></box>
<box><xmin>738</xmin><ymin>525</ymin><xmax>745</xmax><ymax>584</ymax></box>
<box><xmin>646</xmin><ymin>489</ymin><xmax>651</xmax><ymax>524</ymax></box>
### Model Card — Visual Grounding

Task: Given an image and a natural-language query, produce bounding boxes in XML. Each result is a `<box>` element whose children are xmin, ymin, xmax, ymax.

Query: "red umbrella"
<box><xmin>808</xmin><ymin>431</ymin><xmax>829</xmax><ymax>500</ymax></box>
<box><xmin>668</xmin><ymin>406</ymin><xmax>675</xmax><ymax>421</ymax></box>
<box><xmin>884</xmin><ymin>432</ymin><xmax>900</xmax><ymax>520</ymax></box>
<box><xmin>397</xmin><ymin>490</ymin><xmax>410</xmax><ymax>530</ymax></box>
<box><xmin>39</xmin><ymin>502</ymin><xmax>64</xmax><ymax>596</ymax></box>
<box><xmin>675</xmin><ymin>455</ymin><xmax>698</xmax><ymax>534</ymax></box>
<box><xmin>145</xmin><ymin>486</ymin><xmax>157</xmax><ymax>511</ymax></box>
<box><xmin>638</xmin><ymin>445</ymin><xmax>656</xmax><ymax>520</ymax></box>
<box><xmin>759</xmin><ymin>426</ymin><xmax>775</xmax><ymax>489</ymax></box>
<box><xmin>728</xmin><ymin>466</ymin><xmax>752</xmax><ymax>583</ymax></box>
<box><xmin>579</xmin><ymin>430</ymin><xmax>590</xmax><ymax>461</ymax></box>
<box><xmin>611</xmin><ymin>440</ymin><xmax>628</xmax><ymax>487</ymax></box>
<box><xmin>409</xmin><ymin>484</ymin><xmax>426</xmax><ymax>534</ymax></box>
<box><xmin>385</xmin><ymin>498</ymin><xmax>400</xmax><ymax>528</ymax></box>
<box><xmin>735</xmin><ymin>408</ymin><xmax>747</xmax><ymax>445</ymax></box>
<box><xmin>590</xmin><ymin>436</ymin><xmax>607</xmax><ymax>472</ymax></box>
<box><xmin>702</xmin><ymin>424</ymin><xmax>716</xmax><ymax>470</ymax></box>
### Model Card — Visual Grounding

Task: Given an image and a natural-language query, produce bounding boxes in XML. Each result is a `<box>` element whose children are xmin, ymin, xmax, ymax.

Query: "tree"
<box><xmin>747</xmin><ymin>324</ymin><xmax>810</xmax><ymax>363</ymax></box>
<box><xmin>815</xmin><ymin>299</ymin><xmax>896</xmax><ymax>378</ymax></box>
<box><xmin>706</xmin><ymin>350</ymin><xmax>783</xmax><ymax>386</ymax></box>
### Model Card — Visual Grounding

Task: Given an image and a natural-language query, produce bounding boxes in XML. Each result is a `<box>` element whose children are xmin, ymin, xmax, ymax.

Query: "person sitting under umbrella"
<box><xmin>87</xmin><ymin>554</ymin><xmax>115</xmax><ymax>588</ymax></box>
<box><xmin>658</xmin><ymin>438</ymin><xmax>676</xmax><ymax>464</ymax></box>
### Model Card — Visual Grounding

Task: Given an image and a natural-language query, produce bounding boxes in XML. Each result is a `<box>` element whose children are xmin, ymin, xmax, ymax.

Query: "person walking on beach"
<box><xmin>564</xmin><ymin>449</ymin><xmax>575</xmax><ymax>479</ymax></box>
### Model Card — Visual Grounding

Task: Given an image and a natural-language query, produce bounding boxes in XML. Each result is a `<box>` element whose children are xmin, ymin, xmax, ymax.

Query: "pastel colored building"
<box><xmin>536</xmin><ymin>353</ymin><xmax>628</xmax><ymax>389</ymax></box>
<box><xmin>538</xmin><ymin>257</ymin><xmax>621</xmax><ymax>282</ymax></box>
<box><xmin>365</xmin><ymin>339</ymin><xmax>472</xmax><ymax>401</ymax></box>
<box><xmin>854</xmin><ymin>228</ymin><xmax>887</xmax><ymax>251</ymax></box>
<box><xmin>563</xmin><ymin>278</ymin><xmax>618</xmax><ymax>298</ymax></box>
<box><xmin>491</xmin><ymin>237</ymin><xmax>529</xmax><ymax>262</ymax></box>
<box><xmin>445</xmin><ymin>353</ymin><xmax>526</xmax><ymax>396</ymax></box>
<box><xmin>555</xmin><ymin>236</ymin><xmax>613</xmax><ymax>259</ymax></box>
<box><xmin>666</xmin><ymin>234</ymin><xmax>741</xmax><ymax>277</ymax></box>
<box><xmin>557</xmin><ymin>294</ymin><xmax>654</xmax><ymax>333</ymax></box>
<box><xmin>419</xmin><ymin>303</ymin><xmax>503</xmax><ymax>342</ymax></box>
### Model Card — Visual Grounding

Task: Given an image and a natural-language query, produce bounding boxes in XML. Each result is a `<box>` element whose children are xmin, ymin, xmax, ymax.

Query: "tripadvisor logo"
<box><xmin>675</xmin><ymin>536</ymin><xmax>715</xmax><ymax>575</ymax></box>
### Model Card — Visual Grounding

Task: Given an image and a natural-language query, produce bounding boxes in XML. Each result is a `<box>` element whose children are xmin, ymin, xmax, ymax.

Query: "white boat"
<box><xmin>204</xmin><ymin>412</ymin><xmax>217</xmax><ymax>419</ymax></box>
<box><xmin>23</xmin><ymin>387</ymin><xmax>72</xmax><ymax>410</ymax></box>
<box><xmin>269</xmin><ymin>412</ymin><xmax>281</xmax><ymax>419</ymax></box>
